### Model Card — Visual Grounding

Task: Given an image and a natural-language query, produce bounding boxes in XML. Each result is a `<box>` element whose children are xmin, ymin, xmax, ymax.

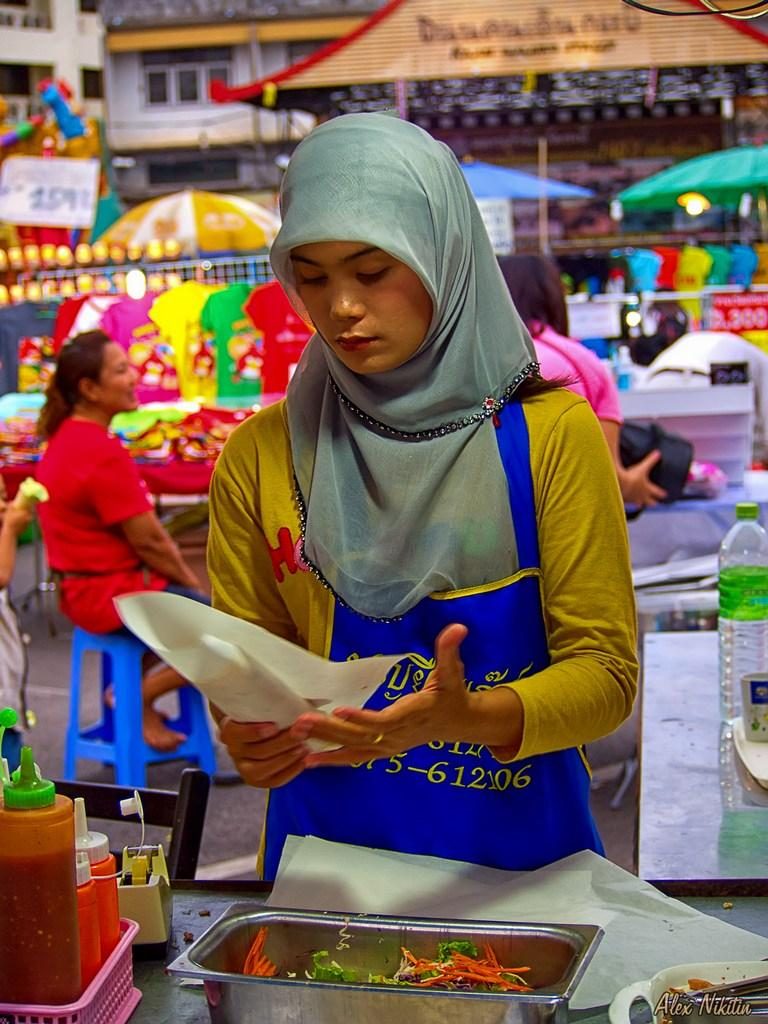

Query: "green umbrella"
<box><xmin>615</xmin><ymin>143</ymin><xmax>768</xmax><ymax>236</ymax></box>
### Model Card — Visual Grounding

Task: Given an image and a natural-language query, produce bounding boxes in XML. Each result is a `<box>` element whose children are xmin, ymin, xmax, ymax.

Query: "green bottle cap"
<box><xmin>0</xmin><ymin>707</ymin><xmax>17</xmax><ymax>786</ymax></box>
<box><xmin>3</xmin><ymin>745</ymin><xmax>56</xmax><ymax>809</ymax></box>
<box><xmin>736</xmin><ymin>502</ymin><xmax>760</xmax><ymax>520</ymax></box>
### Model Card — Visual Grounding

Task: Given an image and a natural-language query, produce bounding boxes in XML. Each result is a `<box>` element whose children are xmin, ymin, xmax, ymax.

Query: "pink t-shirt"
<box><xmin>100</xmin><ymin>295</ymin><xmax>180</xmax><ymax>404</ymax></box>
<box><xmin>533</xmin><ymin>325</ymin><xmax>623</xmax><ymax>424</ymax></box>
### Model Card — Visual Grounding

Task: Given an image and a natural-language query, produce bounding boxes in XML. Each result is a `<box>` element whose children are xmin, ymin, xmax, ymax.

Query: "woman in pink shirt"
<box><xmin>499</xmin><ymin>255</ymin><xmax>665</xmax><ymax>508</ymax></box>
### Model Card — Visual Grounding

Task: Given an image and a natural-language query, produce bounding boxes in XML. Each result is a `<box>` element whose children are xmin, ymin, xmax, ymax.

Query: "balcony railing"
<box><xmin>101</xmin><ymin>0</ymin><xmax>382</xmax><ymax>29</ymax></box>
<box><xmin>0</xmin><ymin>3</ymin><xmax>52</xmax><ymax>29</ymax></box>
<box><xmin>2</xmin><ymin>95</ymin><xmax>47</xmax><ymax>122</ymax></box>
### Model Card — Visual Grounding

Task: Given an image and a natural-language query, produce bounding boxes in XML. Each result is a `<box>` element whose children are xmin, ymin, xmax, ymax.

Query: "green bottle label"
<box><xmin>719</xmin><ymin>566</ymin><xmax>768</xmax><ymax>621</ymax></box>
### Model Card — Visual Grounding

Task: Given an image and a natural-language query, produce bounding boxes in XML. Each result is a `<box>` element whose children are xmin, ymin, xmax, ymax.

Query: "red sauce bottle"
<box><xmin>0</xmin><ymin>746</ymin><xmax>81</xmax><ymax>1004</ymax></box>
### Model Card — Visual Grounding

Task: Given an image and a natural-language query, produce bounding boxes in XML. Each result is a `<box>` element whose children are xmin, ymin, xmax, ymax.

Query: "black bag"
<box><xmin>619</xmin><ymin>421</ymin><xmax>694</xmax><ymax>504</ymax></box>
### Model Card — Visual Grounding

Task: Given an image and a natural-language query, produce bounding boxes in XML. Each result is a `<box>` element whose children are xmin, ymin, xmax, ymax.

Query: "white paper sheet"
<box><xmin>115</xmin><ymin>593</ymin><xmax>406</xmax><ymax>747</ymax></box>
<box><xmin>268</xmin><ymin>839</ymin><xmax>768</xmax><ymax>1010</ymax></box>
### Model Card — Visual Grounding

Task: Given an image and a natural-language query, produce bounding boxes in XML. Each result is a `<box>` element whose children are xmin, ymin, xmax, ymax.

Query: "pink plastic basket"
<box><xmin>0</xmin><ymin>918</ymin><xmax>141</xmax><ymax>1024</ymax></box>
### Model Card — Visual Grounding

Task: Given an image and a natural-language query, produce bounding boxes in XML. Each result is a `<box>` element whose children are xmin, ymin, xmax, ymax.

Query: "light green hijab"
<box><xmin>271</xmin><ymin>113</ymin><xmax>538</xmax><ymax>620</ymax></box>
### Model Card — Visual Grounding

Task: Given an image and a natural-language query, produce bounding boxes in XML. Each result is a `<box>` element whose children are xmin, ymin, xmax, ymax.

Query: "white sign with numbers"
<box><xmin>0</xmin><ymin>156</ymin><xmax>100</xmax><ymax>228</ymax></box>
<box><xmin>476</xmin><ymin>198</ymin><xmax>514</xmax><ymax>256</ymax></box>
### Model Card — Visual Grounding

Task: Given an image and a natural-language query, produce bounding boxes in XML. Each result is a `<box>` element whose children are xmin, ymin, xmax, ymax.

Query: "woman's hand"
<box><xmin>618</xmin><ymin>449</ymin><xmax>668</xmax><ymax>508</ymax></box>
<box><xmin>214</xmin><ymin>714</ymin><xmax>313</xmax><ymax>788</ymax></box>
<box><xmin>212</xmin><ymin>702</ymin><xmax>380</xmax><ymax>786</ymax></box>
<box><xmin>296</xmin><ymin>623</ymin><xmax>483</xmax><ymax>768</ymax></box>
<box><xmin>1</xmin><ymin>504</ymin><xmax>33</xmax><ymax>537</ymax></box>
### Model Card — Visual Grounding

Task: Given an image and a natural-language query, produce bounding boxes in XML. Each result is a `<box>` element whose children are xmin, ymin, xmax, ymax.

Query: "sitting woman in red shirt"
<box><xmin>36</xmin><ymin>330</ymin><xmax>207</xmax><ymax>752</ymax></box>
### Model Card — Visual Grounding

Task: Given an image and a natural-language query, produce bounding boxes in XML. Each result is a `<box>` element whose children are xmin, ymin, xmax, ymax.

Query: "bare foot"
<box><xmin>143</xmin><ymin>705</ymin><xmax>186</xmax><ymax>752</ymax></box>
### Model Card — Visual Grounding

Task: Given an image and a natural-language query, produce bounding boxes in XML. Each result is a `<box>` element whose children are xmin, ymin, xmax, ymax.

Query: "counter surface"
<box><xmin>131</xmin><ymin>885</ymin><xmax>768</xmax><ymax>1023</ymax></box>
<box><xmin>629</xmin><ymin>472</ymin><xmax>768</xmax><ymax>567</ymax></box>
<box><xmin>639</xmin><ymin>631</ymin><xmax>768</xmax><ymax>890</ymax></box>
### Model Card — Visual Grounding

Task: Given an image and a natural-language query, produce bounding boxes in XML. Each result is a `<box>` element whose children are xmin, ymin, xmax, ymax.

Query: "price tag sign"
<box><xmin>710</xmin><ymin>361</ymin><xmax>750</xmax><ymax>386</ymax></box>
<box><xmin>476</xmin><ymin>198</ymin><xmax>514</xmax><ymax>256</ymax></box>
<box><xmin>0</xmin><ymin>156</ymin><xmax>100</xmax><ymax>228</ymax></box>
<box><xmin>710</xmin><ymin>292</ymin><xmax>768</xmax><ymax>334</ymax></box>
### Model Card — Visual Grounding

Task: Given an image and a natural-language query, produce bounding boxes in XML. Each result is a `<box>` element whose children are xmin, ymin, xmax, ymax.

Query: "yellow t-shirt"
<box><xmin>149</xmin><ymin>282</ymin><xmax>222</xmax><ymax>403</ymax></box>
<box><xmin>207</xmin><ymin>388</ymin><xmax>638</xmax><ymax>762</ymax></box>
<box><xmin>674</xmin><ymin>246</ymin><xmax>714</xmax><ymax>326</ymax></box>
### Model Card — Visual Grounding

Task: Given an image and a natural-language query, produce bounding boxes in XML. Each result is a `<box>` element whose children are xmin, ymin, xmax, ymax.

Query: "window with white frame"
<box><xmin>142</xmin><ymin>48</ymin><xmax>232</xmax><ymax>107</ymax></box>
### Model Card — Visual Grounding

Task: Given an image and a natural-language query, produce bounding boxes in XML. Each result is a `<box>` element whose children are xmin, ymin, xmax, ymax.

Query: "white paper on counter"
<box><xmin>268</xmin><ymin>838</ymin><xmax>768</xmax><ymax>1010</ymax></box>
<box><xmin>115</xmin><ymin>593</ymin><xmax>407</xmax><ymax>744</ymax></box>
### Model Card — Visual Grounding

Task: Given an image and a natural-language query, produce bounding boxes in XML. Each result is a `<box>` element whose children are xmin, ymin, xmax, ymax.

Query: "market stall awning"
<box><xmin>615</xmin><ymin>144</ymin><xmax>768</xmax><ymax>210</ymax></box>
<box><xmin>209</xmin><ymin>0</ymin><xmax>768</xmax><ymax>111</ymax></box>
<box><xmin>461</xmin><ymin>160</ymin><xmax>593</xmax><ymax>201</ymax></box>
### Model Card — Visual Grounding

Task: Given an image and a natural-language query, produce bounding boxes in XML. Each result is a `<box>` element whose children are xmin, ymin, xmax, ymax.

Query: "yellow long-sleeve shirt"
<box><xmin>207</xmin><ymin>387</ymin><xmax>638</xmax><ymax>761</ymax></box>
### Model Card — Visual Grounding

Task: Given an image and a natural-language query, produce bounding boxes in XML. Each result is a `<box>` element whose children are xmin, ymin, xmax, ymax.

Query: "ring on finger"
<box><xmin>371</xmin><ymin>732</ymin><xmax>385</xmax><ymax>745</ymax></box>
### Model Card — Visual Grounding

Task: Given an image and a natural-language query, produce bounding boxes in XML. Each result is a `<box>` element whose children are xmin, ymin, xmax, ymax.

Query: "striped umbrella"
<box><xmin>96</xmin><ymin>188</ymin><xmax>280</xmax><ymax>256</ymax></box>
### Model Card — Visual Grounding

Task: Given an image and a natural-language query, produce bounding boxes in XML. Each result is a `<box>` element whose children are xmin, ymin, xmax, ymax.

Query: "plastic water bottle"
<box><xmin>718</xmin><ymin>502</ymin><xmax>768</xmax><ymax>721</ymax></box>
<box><xmin>615</xmin><ymin>345</ymin><xmax>634</xmax><ymax>391</ymax></box>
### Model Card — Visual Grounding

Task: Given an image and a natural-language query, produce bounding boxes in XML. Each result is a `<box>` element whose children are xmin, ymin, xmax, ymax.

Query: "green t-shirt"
<box><xmin>200</xmin><ymin>283</ymin><xmax>263</xmax><ymax>401</ymax></box>
<box><xmin>704</xmin><ymin>245</ymin><xmax>732</xmax><ymax>286</ymax></box>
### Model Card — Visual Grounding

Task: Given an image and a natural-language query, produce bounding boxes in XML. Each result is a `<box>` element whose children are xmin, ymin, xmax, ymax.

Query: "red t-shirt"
<box><xmin>244</xmin><ymin>281</ymin><xmax>312</xmax><ymax>394</ymax></box>
<box><xmin>36</xmin><ymin>418</ymin><xmax>168</xmax><ymax>632</ymax></box>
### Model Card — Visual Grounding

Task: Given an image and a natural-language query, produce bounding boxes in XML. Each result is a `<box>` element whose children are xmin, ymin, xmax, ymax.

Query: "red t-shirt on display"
<box><xmin>36</xmin><ymin>418</ymin><xmax>168</xmax><ymax>632</ymax></box>
<box><xmin>244</xmin><ymin>281</ymin><xmax>312</xmax><ymax>395</ymax></box>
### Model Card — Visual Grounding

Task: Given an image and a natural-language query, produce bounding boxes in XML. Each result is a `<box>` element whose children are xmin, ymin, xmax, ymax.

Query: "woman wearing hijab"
<box><xmin>208</xmin><ymin>113</ymin><xmax>637</xmax><ymax>880</ymax></box>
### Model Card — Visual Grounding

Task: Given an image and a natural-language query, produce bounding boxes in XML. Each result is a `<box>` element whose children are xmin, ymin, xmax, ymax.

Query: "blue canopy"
<box><xmin>460</xmin><ymin>160</ymin><xmax>594</xmax><ymax>201</ymax></box>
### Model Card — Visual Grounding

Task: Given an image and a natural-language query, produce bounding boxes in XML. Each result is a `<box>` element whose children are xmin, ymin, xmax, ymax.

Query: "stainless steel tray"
<box><xmin>167</xmin><ymin>905</ymin><xmax>603</xmax><ymax>1024</ymax></box>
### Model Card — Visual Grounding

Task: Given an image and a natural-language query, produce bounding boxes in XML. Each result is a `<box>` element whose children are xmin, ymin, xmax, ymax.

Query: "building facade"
<box><xmin>0</xmin><ymin>0</ymin><xmax>103</xmax><ymax>122</ymax></box>
<box><xmin>100</xmin><ymin>0</ymin><xmax>379</xmax><ymax>200</ymax></box>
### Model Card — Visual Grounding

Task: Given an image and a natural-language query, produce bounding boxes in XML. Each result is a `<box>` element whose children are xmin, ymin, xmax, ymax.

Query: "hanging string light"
<box><xmin>622</xmin><ymin>0</ymin><xmax>768</xmax><ymax>16</ymax></box>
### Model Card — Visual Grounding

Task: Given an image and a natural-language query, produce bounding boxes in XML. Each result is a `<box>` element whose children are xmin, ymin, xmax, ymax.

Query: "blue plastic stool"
<box><xmin>64</xmin><ymin>627</ymin><xmax>217</xmax><ymax>788</ymax></box>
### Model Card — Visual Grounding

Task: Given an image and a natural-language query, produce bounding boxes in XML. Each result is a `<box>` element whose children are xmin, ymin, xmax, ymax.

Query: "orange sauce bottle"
<box><xmin>76</xmin><ymin>852</ymin><xmax>102</xmax><ymax>991</ymax></box>
<box><xmin>74</xmin><ymin>797</ymin><xmax>121</xmax><ymax>960</ymax></box>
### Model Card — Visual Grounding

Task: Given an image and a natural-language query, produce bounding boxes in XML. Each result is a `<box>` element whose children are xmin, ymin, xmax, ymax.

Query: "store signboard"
<box><xmin>710</xmin><ymin>292</ymin><xmax>768</xmax><ymax>334</ymax></box>
<box><xmin>476</xmin><ymin>198</ymin><xmax>514</xmax><ymax>255</ymax></box>
<box><xmin>266</xmin><ymin>0</ymin><xmax>767</xmax><ymax>90</ymax></box>
<box><xmin>0</xmin><ymin>156</ymin><xmax>100</xmax><ymax>228</ymax></box>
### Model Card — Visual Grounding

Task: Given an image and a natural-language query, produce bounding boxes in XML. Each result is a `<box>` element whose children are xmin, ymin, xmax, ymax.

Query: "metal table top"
<box><xmin>130</xmin><ymin>884</ymin><xmax>768</xmax><ymax>1023</ymax></box>
<box><xmin>639</xmin><ymin>631</ymin><xmax>768</xmax><ymax>891</ymax></box>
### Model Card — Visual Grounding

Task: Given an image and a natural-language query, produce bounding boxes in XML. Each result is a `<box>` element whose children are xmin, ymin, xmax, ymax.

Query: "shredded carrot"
<box><xmin>241</xmin><ymin>927</ymin><xmax>532</xmax><ymax>991</ymax></box>
<box><xmin>398</xmin><ymin>944</ymin><xmax>534</xmax><ymax>991</ymax></box>
<box><xmin>242</xmin><ymin>926</ymin><xmax>278</xmax><ymax>977</ymax></box>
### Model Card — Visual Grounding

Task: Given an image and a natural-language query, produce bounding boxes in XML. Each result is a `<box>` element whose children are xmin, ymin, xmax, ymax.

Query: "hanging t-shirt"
<box><xmin>201</xmin><ymin>283</ymin><xmax>264</xmax><ymax>401</ymax></box>
<box><xmin>653</xmin><ymin>247</ymin><xmax>680</xmax><ymax>290</ymax></box>
<box><xmin>557</xmin><ymin>255</ymin><xmax>610</xmax><ymax>295</ymax></box>
<box><xmin>753</xmin><ymin>244</ymin><xmax>768</xmax><ymax>286</ymax></box>
<box><xmin>626</xmin><ymin>249</ymin><xmax>662</xmax><ymax>293</ymax></box>
<box><xmin>243</xmin><ymin>280</ymin><xmax>312</xmax><ymax>395</ymax></box>
<box><xmin>149</xmin><ymin>282</ymin><xmax>221</xmax><ymax>404</ymax></box>
<box><xmin>100</xmin><ymin>294</ymin><xmax>180</xmax><ymax>405</ymax></box>
<box><xmin>52</xmin><ymin>294</ymin><xmax>121</xmax><ymax>354</ymax></box>
<box><xmin>674</xmin><ymin>245</ymin><xmax>713</xmax><ymax>326</ymax></box>
<box><xmin>0</xmin><ymin>302</ymin><xmax>59</xmax><ymax>395</ymax></box>
<box><xmin>729</xmin><ymin>245</ymin><xmax>759</xmax><ymax>287</ymax></box>
<box><xmin>703</xmin><ymin>245</ymin><xmax>732</xmax><ymax>286</ymax></box>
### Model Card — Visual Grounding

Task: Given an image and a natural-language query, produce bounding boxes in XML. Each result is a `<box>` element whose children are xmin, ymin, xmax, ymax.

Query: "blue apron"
<box><xmin>263</xmin><ymin>401</ymin><xmax>602</xmax><ymax>880</ymax></box>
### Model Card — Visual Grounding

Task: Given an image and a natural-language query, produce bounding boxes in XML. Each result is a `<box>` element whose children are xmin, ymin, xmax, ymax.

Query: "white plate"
<box><xmin>733</xmin><ymin>716</ymin><xmax>768</xmax><ymax>788</ymax></box>
<box><xmin>608</xmin><ymin>961</ymin><xmax>767</xmax><ymax>1024</ymax></box>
